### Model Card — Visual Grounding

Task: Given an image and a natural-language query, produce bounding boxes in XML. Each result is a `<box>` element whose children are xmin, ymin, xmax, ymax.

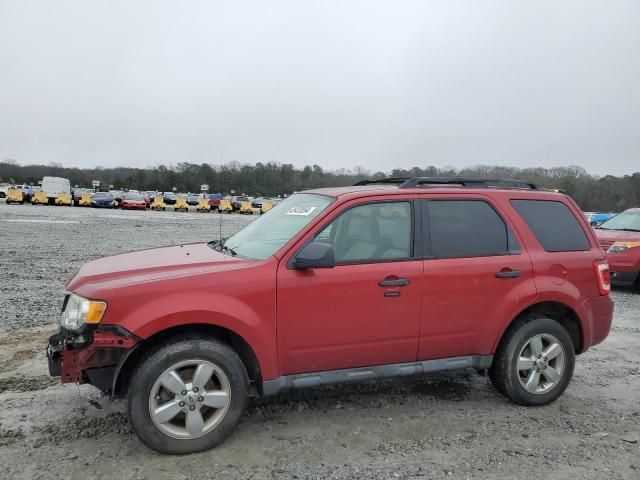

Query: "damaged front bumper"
<box><xmin>47</xmin><ymin>326</ymin><xmax>139</xmax><ymax>394</ymax></box>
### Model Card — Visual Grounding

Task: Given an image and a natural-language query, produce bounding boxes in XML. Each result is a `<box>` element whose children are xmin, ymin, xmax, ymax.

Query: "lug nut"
<box><xmin>198</xmin><ymin>396</ymin><xmax>204</xmax><ymax>402</ymax></box>
<box><xmin>179</xmin><ymin>401</ymin><xmax>185</xmax><ymax>407</ymax></box>
<box><xmin>189</xmin><ymin>405</ymin><xmax>196</xmax><ymax>411</ymax></box>
<box><xmin>193</xmin><ymin>387</ymin><xmax>199</xmax><ymax>393</ymax></box>
<box><xmin>181</xmin><ymin>390</ymin><xmax>187</xmax><ymax>396</ymax></box>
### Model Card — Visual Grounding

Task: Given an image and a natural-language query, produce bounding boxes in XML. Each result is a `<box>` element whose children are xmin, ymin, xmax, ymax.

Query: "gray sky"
<box><xmin>1</xmin><ymin>1</ymin><xmax>639</xmax><ymax>176</ymax></box>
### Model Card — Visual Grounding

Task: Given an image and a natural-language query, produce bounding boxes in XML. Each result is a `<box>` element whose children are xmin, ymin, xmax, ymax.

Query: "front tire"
<box><xmin>127</xmin><ymin>337</ymin><xmax>249</xmax><ymax>454</ymax></box>
<box><xmin>489</xmin><ymin>315</ymin><xmax>575</xmax><ymax>406</ymax></box>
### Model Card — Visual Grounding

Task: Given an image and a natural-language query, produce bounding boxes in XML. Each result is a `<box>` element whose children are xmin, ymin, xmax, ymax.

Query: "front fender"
<box><xmin>103</xmin><ymin>289</ymin><xmax>278</xmax><ymax>380</ymax></box>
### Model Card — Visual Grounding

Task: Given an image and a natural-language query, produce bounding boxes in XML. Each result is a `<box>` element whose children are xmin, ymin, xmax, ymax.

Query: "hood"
<box><xmin>594</xmin><ymin>228</ymin><xmax>640</xmax><ymax>251</ymax></box>
<box><xmin>67</xmin><ymin>243</ymin><xmax>249</xmax><ymax>293</ymax></box>
<box><xmin>595</xmin><ymin>228</ymin><xmax>640</xmax><ymax>242</ymax></box>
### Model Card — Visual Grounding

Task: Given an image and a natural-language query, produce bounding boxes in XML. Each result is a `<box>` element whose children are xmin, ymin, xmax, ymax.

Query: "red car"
<box><xmin>47</xmin><ymin>177</ymin><xmax>613</xmax><ymax>454</ymax></box>
<box><xmin>120</xmin><ymin>193</ymin><xmax>147</xmax><ymax>210</ymax></box>
<box><xmin>207</xmin><ymin>193</ymin><xmax>224</xmax><ymax>211</ymax></box>
<box><xmin>595</xmin><ymin>207</ymin><xmax>640</xmax><ymax>288</ymax></box>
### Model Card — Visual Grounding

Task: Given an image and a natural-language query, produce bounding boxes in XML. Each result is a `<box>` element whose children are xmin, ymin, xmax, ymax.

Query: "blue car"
<box><xmin>91</xmin><ymin>192</ymin><xmax>114</xmax><ymax>208</ymax></box>
<box><xmin>584</xmin><ymin>212</ymin><xmax>616</xmax><ymax>226</ymax></box>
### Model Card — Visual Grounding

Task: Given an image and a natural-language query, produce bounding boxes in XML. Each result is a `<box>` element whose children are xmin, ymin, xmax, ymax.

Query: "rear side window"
<box><xmin>425</xmin><ymin>200</ymin><xmax>518</xmax><ymax>259</ymax></box>
<box><xmin>511</xmin><ymin>200</ymin><xmax>590</xmax><ymax>252</ymax></box>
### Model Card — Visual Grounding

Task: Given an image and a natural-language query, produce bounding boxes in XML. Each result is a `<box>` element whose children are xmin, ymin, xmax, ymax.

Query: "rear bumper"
<box><xmin>47</xmin><ymin>326</ymin><xmax>138</xmax><ymax>393</ymax></box>
<box><xmin>581</xmin><ymin>295</ymin><xmax>614</xmax><ymax>351</ymax></box>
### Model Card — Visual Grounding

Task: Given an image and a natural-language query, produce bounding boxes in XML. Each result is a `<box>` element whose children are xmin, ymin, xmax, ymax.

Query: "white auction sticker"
<box><xmin>286</xmin><ymin>206</ymin><xmax>317</xmax><ymax>216</ymax></box>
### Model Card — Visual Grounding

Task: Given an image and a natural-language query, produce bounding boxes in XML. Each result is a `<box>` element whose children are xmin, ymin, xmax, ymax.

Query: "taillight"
<box><xmin>594</xmin><ymin>260</ymin><xmax>610</xmax><ymax>295</ymax></box>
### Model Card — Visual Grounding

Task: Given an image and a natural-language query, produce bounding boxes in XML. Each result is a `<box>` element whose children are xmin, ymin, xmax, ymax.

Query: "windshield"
<box><xmin>224</xmin><ymin>193</ymin><xmax>334</xmax><ymax>259</ymax></box>
<box><xmin>598</xmin><ymin>211</ymin><xmax>640</xmax><ymax>231</ymax></box>
<box><xmin>94</xmin><ymin>193</ymin><xmax>112</xmax><ymax>200</ymax></box>
<box><xmin>124</xmin><ymin>194</ymin><xmax>142</xmax><ymax>200</ymax></box>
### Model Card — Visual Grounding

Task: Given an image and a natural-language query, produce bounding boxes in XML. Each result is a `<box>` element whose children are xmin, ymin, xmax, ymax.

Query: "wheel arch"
<box><xmin>112</xmin><ymin>323</ymin><xmax>263</xmax><ymax>399</ymax></box>
<box><xmin>494</xmin><ymin>301</ymin><xmax>584</xmax><ymax>355</ymax></box>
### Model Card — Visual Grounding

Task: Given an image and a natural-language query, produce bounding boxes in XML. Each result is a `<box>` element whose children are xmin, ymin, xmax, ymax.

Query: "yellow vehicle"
<box><xmin>174</xmin><ymin>196</ymin><xmax>189</xmax><ymax>212</ymax></box>
<box><xmin>218</xmin><ymin>199</ymin><xmax>233</xmax><ymax>213</ymax></box>
<box><xmin>196</xmin><ymin>198</ymin><xmax>210</xmax><ymax>212</ymax></box>
<box><xmin>55</xmin><ymin>191</ymin><xmax>73</xmax><ymax>206</ymax></box>
<box><xmin>151</xmin><ymin>195</ymin><xmax>166</xmax><ymax>211</ymax></box>
<box><xmin>31</xmin><ymin>190</ymin><xmax>49</xmax><ymax>205</ymax></box>
<box><xmin>239</xmin><ymin>201</ymin><xmax>254</xmax><ymax>215</ymax></box>
<box><xmin>260</xmin><ymin>201</ymin><xmax>273</xmax><ymax>214</ymax></box>
<box><xmin>79</xmin><ymin>192</ymin><xmax>93</xmax><ymax>206</ymax></box>
<box><xmin>5</xmin><ymin>187</ymin><xmax>24</xmax><ymax>204</ymax></box>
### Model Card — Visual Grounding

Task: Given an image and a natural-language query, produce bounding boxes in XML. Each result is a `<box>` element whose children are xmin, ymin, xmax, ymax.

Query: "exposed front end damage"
<box><xmin>47</xmin><ymin>326</ymin><xmax>139</xmax><ymax>394</ymax></box>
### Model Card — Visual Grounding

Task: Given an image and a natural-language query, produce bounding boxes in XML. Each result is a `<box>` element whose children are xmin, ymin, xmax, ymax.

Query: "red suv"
<box><xmin>47</xmin><ymin>177</ymin><xmax>613</xmax><ymax>454</ymax></box>
<box><xmin>594</xmin><ymin>207</ymin><xmax>640</xmax><ymax>288</ymax></box>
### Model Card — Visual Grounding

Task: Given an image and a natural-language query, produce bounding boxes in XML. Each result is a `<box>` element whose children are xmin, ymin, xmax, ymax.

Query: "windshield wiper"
<box><xmin>597</xmin><ymin>227</ymin><xmax>640</xmax><ymax>232</ymax></box>
<box><xmin>207</xmin><ymin>238</ymin><xmax>237</xmax><ymax>256</ymax></box>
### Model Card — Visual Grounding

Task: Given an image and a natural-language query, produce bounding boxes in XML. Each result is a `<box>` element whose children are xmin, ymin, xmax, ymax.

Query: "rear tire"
<box><xmin>489</xmin><ymin>315</ymin><xmax>575</xmax><ymax>406</ymax></box>
<box><xmin>127</xmin><ymin>337</ymin><xmax>249</xmax><ymax>454</ymax></box>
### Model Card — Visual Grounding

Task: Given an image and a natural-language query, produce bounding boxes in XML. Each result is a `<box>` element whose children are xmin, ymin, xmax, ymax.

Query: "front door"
<box><xmin>277</xmin><ymin>199</ymin><xmax>423</xmax><ymax>375</ymax></box>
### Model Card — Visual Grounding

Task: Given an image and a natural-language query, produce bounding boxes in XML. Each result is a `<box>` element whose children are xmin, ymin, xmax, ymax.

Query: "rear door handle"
<box><xmin>495</xmin><ymin>269</ymin><xmax>521</xmax><ymax>279</ymax></box>
<box><xmin>379</xmin><ymin>277</ymin><xmax>410</xmax><ymax>287</ymax></box>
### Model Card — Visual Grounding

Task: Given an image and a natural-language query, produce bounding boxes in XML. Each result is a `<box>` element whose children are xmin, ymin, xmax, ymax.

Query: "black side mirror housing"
<box><xmin>293</xmin><ymin>243</ymin><xmax>335</xmax><ymax>269</ymax></box>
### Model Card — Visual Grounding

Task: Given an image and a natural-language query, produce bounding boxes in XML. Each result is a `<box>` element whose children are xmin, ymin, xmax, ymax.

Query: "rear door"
<box><xmin>417</xmin><ymin>195</ymin><xmax>537</xmax><ymax>360</ymax></box>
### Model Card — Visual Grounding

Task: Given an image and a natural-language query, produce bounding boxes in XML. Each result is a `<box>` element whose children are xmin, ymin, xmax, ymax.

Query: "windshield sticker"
<box><xmin>286</xmin><ymin>206</ymin><xmax>317</xmax><ymax>216</ymax></box>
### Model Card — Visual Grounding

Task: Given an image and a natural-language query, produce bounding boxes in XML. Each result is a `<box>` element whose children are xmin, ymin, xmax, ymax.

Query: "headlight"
<box><xmin>60</xmin><ymin>293</ymin><xmax>107</xmax><ymax>331</ymax></box>
<box><xmin>607</xmin><ymin>241</ymin><xmax>640</xmax><ymax>254</ymax></box>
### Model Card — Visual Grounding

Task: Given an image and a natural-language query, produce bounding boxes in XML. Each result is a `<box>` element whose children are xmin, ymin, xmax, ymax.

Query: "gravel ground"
<box><xmin>0</xmin><ymin>202</ymin><xmax>639</xmax><ymax>480</ymax></box>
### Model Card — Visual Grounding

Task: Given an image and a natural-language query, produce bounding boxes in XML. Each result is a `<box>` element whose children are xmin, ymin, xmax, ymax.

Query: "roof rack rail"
<box><xmin>352</xmin><ymin>177</ymin><xmax>411</xmax><ymax>186</ymax></box>
<box><xmin>399</xmin><ymin>177</ymin><xmax>543</xmax><ymax>190</ymax></box>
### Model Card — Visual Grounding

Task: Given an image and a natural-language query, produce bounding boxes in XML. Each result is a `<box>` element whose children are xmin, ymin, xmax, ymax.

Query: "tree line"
<box><xmin>1</xmin><ymin>160</ymin><xmax>639</xmax><ymax>212</ymax></box>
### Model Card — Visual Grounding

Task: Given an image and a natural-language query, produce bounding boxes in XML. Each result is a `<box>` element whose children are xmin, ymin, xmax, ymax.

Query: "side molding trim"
<box><xmin>262</xmin><ymin>355</ymin><xmax>493</xmax><ymax>396</ymax></box>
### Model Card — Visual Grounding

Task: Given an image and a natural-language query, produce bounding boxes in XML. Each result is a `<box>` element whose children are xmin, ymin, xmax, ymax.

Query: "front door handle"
<box><xmin>379</xmin><ymin>277</ymin><xmax>410</xmax><ymax>287</ymax></box>
<box><xmin>495</xmin><ymin>269</ymin><xmax>522</xmax><ymax>279</ymax></box>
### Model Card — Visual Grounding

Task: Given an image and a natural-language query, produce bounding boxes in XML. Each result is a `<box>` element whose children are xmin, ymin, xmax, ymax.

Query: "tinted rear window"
<box><xmin>511</xmin><ymin>200</ymin><xmax>590</xmax><ymax>252</ymax></box>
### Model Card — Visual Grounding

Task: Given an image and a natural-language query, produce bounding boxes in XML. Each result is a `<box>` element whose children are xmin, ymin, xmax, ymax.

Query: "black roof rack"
<box><xmin>353</xmin><ymin>177</ymin><xmax>543</xmax><ymax>190</ymax></box>
<box><xmin>352</xmin><ymin>177</ymin><xmax>411</xmax><ymax>186</ymax></box>
<box><xmin>400</xmin><ymin>177</ymin><xmax>543</xmax><ymax>189</ymax></box>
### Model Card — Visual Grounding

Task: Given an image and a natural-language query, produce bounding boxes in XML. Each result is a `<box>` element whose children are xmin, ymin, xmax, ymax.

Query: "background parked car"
<box><xmin>110</xmin><ymin>190</ymin><xmax>124</xmax><ymax>208</ymax></box>
<box><xmin>120</xmin><ymin>192</ymin><xmax>147</xmax><ymax>210</ymax></box>
<box><xmin>207</xmin><ymin>193</ymin><xmax>224</xmax><ymax>211</ymax></box>
<box><xmin>584</xmin><ymin>212</ymin><xmax>616</xmax><ymax>227</ymax></box>
<box><xmin>186</xmin><ymin>193</ymin><xmax>201</xmax><ymax>205</ymax></box>
<box><xmin>252</xmin><ymin>197</ymin><xmax>268</xmax><ymax>208</ymax></box>
<box><xmin>0</xmin><ymin>182</ymin><xmax>9</xmax><ymax>198</ymax></box>
<box><xmin>230</xmin><ymin>195</ymin><xmax>251</xmax><ymax>211</ymax></box>
<box><xmin>163</xmin><ymin>192</ymin><xmax>178</xmax><ymax>205</ymax></box>
<box><xmin>92</xmin><ymin>191</ymin><xmax>114</xmax><ymax>208</ymax></box>
<box><xmin>72</xmin><ymin>188</ymin><xmax>87</xmax><ymax>206</ymax></box>
<box><xmin>595</xmin><ymin>207</ymin><xmax>640</xmax><ymax>287</ymax></box>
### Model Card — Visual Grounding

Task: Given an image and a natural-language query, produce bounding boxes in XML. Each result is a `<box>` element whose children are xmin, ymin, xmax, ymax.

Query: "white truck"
<box><xmin>40</xmin><ymin>177</ymin><xmax>71</xmax><ymax>203</ymax></box>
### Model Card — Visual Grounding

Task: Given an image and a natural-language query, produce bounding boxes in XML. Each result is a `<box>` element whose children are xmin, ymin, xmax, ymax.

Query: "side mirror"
<box><xmin>293</xmin><ymin>243</ymin><xmax>335</xmax><ymax>269</ymax></box>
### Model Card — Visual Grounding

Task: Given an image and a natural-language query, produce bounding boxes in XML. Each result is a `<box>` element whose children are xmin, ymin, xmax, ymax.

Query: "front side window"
<box><xmin>224</xmin><ymin>193</ymin><xmax>333</xmax><ymax>259</ymax></box>
<box><xmin>425</xmin><ymin>200</ymin><xmax>517</xmax><ymax>259</ymax></box>
<box><xmin>314</xmin><ymin>202</ymin><xmax>413</xmax><ymax>263</ymax></box>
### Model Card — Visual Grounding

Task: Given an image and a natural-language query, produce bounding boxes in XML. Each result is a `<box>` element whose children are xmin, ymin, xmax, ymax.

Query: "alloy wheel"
<box><xmin>517</xmin><ymin>333</ymin><xmax>566</xmax><ymax>395</ymax></box>
<box><xmin>149</xmin><ymin>359</ymin><xmax>231</xmax><ymax>439</ymax></box>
